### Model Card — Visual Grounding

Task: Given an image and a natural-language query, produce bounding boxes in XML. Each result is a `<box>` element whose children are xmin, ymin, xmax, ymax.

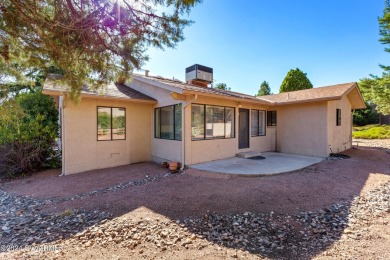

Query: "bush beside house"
<box><xmin>0</xmin><ymin>92</ymin><xmax>59</xmax><ymax>177</ymax></box>
<box><xmin>353</xmin><ymin>102</ymin><xmax>380</xmax><ymax>126</ymax></box>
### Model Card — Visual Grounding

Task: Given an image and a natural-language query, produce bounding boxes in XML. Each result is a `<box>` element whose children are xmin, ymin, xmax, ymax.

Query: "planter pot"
<box><xmin>161</xmin><ymin>162</ymin><xmax>169</xmax><ymax>168</ymax></box>
<box><xmin>169</xmin><ymin>162</ymin><xmax>179</xmax><ymax>172</ymax></box>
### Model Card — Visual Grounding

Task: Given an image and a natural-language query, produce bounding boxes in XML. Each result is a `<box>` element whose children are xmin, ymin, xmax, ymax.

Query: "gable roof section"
<box><xmin>133</xmin><ymin>74</ymin><xmax>273</xmax><ymax>105</ymax></box>
<box><xmin>258</xmin><ymin>82</ymin><xmax>366</xmax><ymax>109</ymax></box>
<box><xmin>43</xmin><ymin>74</ymin><xmax>365</xmax><ymax>109</ymax></box>
<box><xmin>43</xmin><ymin>79</ymin><xmax>156</xmax><ymax>103</ymax></box>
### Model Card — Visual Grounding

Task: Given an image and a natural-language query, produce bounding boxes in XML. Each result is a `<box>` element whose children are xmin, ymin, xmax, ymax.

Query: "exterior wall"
<box><xmin>276</xmin><ymin>102</ymin><xmax>328</xmax><ymax>157</ymax></box>
<box><xmin>184</xmin><ymin>96</ymin><xmax>275</xmax><ymax>165</ymax></box>
<box><xmin>127</xmin><ymin>79</ymin><xmax>182</xmax><ymax>163</ymax></box>
<box><xmin>62</xmin><ymin>97</ymin><xmax>153</xmax><ymax>175</ymax></box>
<box><xmin>327</xmin><ymin>97</ymin><xmax>353</xmax><ymax>153</ymax></box>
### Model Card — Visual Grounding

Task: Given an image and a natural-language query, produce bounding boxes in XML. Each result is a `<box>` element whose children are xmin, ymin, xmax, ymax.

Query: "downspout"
<box><xmin>181</xmin><ymin>94</ymin><xmax>198</xmax><ymax>170</ymax></box>
<box><xmin>275</xmin><ymin>109</ymin><xmax>278</xmax><ymax>152</ymax></box>
<box><xmin>351</xmin><ymin>109</ymin><xmax>355</xmax><ymax>147</ymax></box>
<box><xmin>59</xmin><ymin>95</ymin><xmax>66</xmax><ymax>176</ymax></box>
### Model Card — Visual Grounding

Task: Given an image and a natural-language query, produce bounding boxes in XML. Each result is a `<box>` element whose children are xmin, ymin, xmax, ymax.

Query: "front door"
<box><xmin>239</xmin><ymin>108</ymin><xmax>249</xmax><ymax>149</ymax></box>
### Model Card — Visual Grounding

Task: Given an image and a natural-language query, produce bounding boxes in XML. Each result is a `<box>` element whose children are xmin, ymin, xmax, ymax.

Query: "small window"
<box><xmin>251</xmin><ymin>110</ymin><xmax>266</xmax><ymax>136</ymax></box>
<box><xmin>191</xmin><ymin>104</ymin><xmax>235</xmax><ymax>140</ymax></box>
<box><xmin>155</xmin><ymin>104</ymin><xmax>182</xmax><ymax>140</ymax></box>
<box><xmin>267</xmin><ymin>111</ymin><xmax>277</xmax><ymax>126</ymax></box>
<box><xmin>97</xmin><ymin>107</ymin><xmax>126</xmax><ymax>141</ymax></box>
<box><xmin>336</xmin><ymin>109</ymin><xmax>341</xmax><ymax>126</ymax></box>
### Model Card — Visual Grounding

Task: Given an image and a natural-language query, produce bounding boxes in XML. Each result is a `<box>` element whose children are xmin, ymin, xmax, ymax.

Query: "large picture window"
<box><xmin>251</xmin><ymin>110</ymin><xmax>266</xmax><ymax>136</ymax></box>
<box><xmin>267</xmin><ymin>111</ymin><xmax>277</xmax><ymax>126</ymax></box>
<box><xmin>191</xmin><ymin>104</ymin><xmax>235</xmax><ymax>140</ymax></box>
<box><xmin>155</xmin><ymin>104</ymin><xmax>182</xmax><ymax>140</ymax></box>
<box><xmin>97</xmin><ymin>107</ymin><xmax>126</xmax><ymax>141</ymax></box>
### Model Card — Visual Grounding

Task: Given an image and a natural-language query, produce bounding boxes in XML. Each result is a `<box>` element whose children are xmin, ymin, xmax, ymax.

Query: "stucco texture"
<box><xmin>127</xmin><ymin>79</ymin><xmax>183</xmax><ymax>163</ymax></box>
<box><xmin>276</xmin><ymin>97</ymin><xmax>353</xmax><ymax>158</ymax></box>
<box><xmin>128</xmin><ymin>80</ymin><xmax>276</xmax><ymax>165</ymax></box>
<box><xmin>62</xmin><ymin>97</ymin><xmax>153</xmax><ymax>175</ymax></box>
<box><xmin>327</xmin><ymin>96</ymin><xmax>353</xmax><ymax>153</ymax></box>
<box><xmin>276</xmin><ymin>102</ymin><xmax>329</xmax><ymax>157</ymax></box>
<box><xmin>184</xmin><ymin>96</ymin><xmax>276</xmax><ymax>165</ymax></box>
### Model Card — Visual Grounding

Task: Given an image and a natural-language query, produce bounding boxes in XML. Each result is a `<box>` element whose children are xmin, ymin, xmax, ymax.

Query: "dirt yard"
<box><xmin>0</xmin><ymin>141</ymin><xmax>389</xmax><ymax>259</ymax></box>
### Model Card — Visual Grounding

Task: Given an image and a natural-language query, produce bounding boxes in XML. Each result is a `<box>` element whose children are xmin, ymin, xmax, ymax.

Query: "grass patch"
<box><xmin>353</xmin><ymin>124</ymin><xmax>390</xmax><ymax>139</ymax></box>
<box><xmin>353</xmin><ymin>124</ymin><xmax>380</xmax><ymax>131</ymax></box>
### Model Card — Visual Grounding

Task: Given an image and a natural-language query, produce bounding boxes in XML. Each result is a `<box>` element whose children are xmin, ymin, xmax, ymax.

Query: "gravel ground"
<box><xmin>0</xmin><ymin>142</ymin><xmax>389</xmax><ymax>259</ymax></box>
<box><xmin>353</xmin><ymin>138</ymin><xmax>390</xmax><ymax>151</ymax></box>
<box><xmin>0</xmin><ymin>189</ymin><xmax>111</xmax><ymax>249</ymax></box>
<box><xmin>3</xmin><ymin>148</ymin><xmax>389</xmax><ymax>220</ymax></box>
<box><xmin>3</xmin><ymin>178</ymin><xmax>390</xmax><ymax>259</ymax></box>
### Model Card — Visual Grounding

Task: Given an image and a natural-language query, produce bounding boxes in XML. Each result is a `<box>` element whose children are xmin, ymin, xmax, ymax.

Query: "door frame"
<box><xmin>238</xmin><ymin>108</ymin><xmax>250</xmax><ymax>149</ymax></box>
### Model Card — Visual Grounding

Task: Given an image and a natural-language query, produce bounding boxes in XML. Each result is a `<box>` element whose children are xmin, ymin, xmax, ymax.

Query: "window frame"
<box><xmin>251</xmin><ymin>109</ymin><xmax>266</xmax><ymax>137</ymax></box>
<box><xmin>154</xmin><ymin>104</ymin><xmax>182</xmax><ymax>141</ymax></box>
<box><xmin>267</xmin><ymin>110</ymin><xmax>277</xmax><ymax>126</ymax></box>
<box><xmin>97</xmin><ymin>106</ymin><xmax>126</xmax><ymax>141</ymax></box>
<box><xmin>336</xmin><ymin>109</ymin><xmax>341</xmax><ymax>126</ymax></box>
<box><xmin>191</xmin><ymin>103</ymin><xmax>235</xmax><ymax>141</ymax></box>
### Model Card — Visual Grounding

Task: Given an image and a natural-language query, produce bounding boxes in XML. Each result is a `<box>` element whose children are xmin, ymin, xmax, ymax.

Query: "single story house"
<box><xmin>43</xmin><ymin>65</ymin><xmax>366</xmax><ymax>175</ymax></box>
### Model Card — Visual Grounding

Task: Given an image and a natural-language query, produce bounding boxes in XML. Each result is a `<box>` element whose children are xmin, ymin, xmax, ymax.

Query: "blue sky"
<box><xmin>140</xmin><ymin>0</ymin><xmax>385</xmax><ymax>95</ymax></box>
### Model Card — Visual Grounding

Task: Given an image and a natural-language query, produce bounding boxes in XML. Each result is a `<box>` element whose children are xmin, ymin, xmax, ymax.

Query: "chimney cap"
<box><xmin>145</xmin><ymin>70</ymin><xmax>150</xmax><ymax>76</ymax></box>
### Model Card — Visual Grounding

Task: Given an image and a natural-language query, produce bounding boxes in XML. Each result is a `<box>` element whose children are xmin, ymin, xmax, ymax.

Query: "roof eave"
<box><xmin>351</xmin><ymin>104</ymin><xmax>367</xmax><ymax>110</ymax></box>
<box><xmin>43</xmin><ymin>89</ymin><xmax>157</xmax><ymax>104</ymax></box>
<box><xmin>43</xmin><ymin>89</ymin><xmax>62</xmax><ymax>96</ymax></box>
<box><xmin>182</xmin><ymin>90</ymin><xmax>275</xmax><ymax>106</ymax></box>
<box><xmin>132</xmin><ymin>75</ymin><xmax>184</xmax><ymax>94</ymax></box>
<box><xmin>80</xmin><ymin>94</ymin><xmax>157</xmax><ymax>104</ymax></box>
<box><xmin>272</xmin><ymin>96</ymin><xmax>341</xmax><ymax>106</ymax></box>
<box><xmin>344</xmin><ymin>82</ymin><xmax>366</xmax><ymax>110</ymax></box>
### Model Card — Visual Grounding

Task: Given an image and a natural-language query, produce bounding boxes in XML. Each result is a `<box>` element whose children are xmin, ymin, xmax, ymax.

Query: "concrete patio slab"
<box><xmin>190</xmin><ymin>152</ymin><xmax>324</xmax><ymax>176</ymax></box>
<box><xmin>236</xmin><ymin>151</ymin><xmax>262</xmax><ymax>158</ymax></box>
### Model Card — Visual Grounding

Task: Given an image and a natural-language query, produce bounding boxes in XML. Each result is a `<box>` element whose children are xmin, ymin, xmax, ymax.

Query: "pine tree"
<box><xmin>0</xmin><ymin>0</ymin><xmax>200</xmax><ymax>99</ymax></box>
<box><xmin>379</xmin><ymin>0</ymin><xmax>390</xmax><ymax>71</ymax></box>
<box><xmin>256</xmin><ymin>81</ymin><xmax>271</xmax><ymax>96</ymax></box>
<box><xmin>279</xmin><ymin>68</ymin><xmax>313</xmax><ymax>93</ymax></box>
<box><xmin>214</xmin><ymin>83</ymin><xmax>230</xmax><ymax>91</ymax></box>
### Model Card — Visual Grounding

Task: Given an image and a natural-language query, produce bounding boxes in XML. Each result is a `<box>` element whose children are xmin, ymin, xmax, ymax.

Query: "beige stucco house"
<box><xmin>43</xmin><ymin>65</ymin><xmax>365</xmax><ymax>175</ymax></box>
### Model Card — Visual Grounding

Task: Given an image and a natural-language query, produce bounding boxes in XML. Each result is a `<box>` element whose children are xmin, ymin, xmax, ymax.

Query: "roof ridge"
<box><xmin>135</xmin><ymin>73</ymin><xmax>257</xmax><ymax>97</ymax></box>
<box><xmin>260</xmin><ymin>82</ymin><xmax>357</xmax><ymax>98</ymax></box>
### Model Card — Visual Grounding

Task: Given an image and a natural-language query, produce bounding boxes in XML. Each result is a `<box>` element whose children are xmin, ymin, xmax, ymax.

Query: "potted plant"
<box><xmin>161</xmin><ymin>161</ymin><xmax>168</xmax><ymax>168</ymax></box>
<box><xmin>168</xmin><ymin>161</ymin><xmax>179</xmax><ymax>173</ymax></box>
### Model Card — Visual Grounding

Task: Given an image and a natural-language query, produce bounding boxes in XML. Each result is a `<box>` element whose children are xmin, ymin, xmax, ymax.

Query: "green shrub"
<box><xmin>352</xmin><ymin>125</ymin><xmax>390</xmax><ymax>139</ymax></box>
<box><xmin>353</xmin><ymin>102</ymin><xmax>379</xmax><ymax>126</ymax></box>
<box><xmin>0</xmin><ymin>92</ymin><xmax>59</xmax><ymax>177</ymax></box>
